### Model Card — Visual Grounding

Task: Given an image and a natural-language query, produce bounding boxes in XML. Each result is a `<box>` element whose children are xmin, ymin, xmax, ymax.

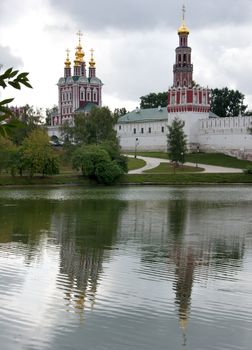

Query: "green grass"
<box><xmin>185</xmin><ymin>153</ymin><xmax>252</xmax><ymax>169</ymax></box>
<box><xmin>119</xmin><ymin>173</ymin><xmax>252</xmax><ymax>185</ymax></box>
<box><xmin>127</xmin><ymin>157</ymin><xmax>146</xmax><ymax>171</ymax></box>
<box><xmin>127</xmin><ymin>151</ymin><xmax>169</xmax><ymax>160</ymax></box>
<box><xmin>0</xmin><ymin>175</ymin><xmax>94</xmax><ymax>187</ymax></box>
<box><xmin>144</xmin><ymin>162</ymin><xmax>203</xmax><ymax>173</ymax></box>
<box><xmin>127</xmin><ymin>151</ymin><xmax>252</xmax><ymax>169</ymax></box>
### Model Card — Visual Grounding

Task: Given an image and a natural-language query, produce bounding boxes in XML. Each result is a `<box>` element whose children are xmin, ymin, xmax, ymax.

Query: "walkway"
<box><xmin>127</xmin><ymin>155</ymin><xmax>243</xmax><ymax>174</ymax></box>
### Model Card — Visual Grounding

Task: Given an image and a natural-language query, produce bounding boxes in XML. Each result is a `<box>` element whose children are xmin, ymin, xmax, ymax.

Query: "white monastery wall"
<box><xmin>198</xmin><ymin>116</ymin><xmax>252</xmax><ymax>159</ymax></box>
<box><xmin>116</xmin><ymin>120</ymin><xmax>167</xmax><ymax>151</ymax></box>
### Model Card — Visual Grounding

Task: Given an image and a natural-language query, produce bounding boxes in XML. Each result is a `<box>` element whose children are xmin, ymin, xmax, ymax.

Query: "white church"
<box><xmin>116</xmin><ymin>11</ymin><xmax>252</xmax><ymax>159</ymax></box>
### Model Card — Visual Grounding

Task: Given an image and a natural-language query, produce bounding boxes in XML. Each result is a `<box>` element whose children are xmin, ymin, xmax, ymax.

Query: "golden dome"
<box><xmin>178</xmin><ymin>20</ymin><xmax>190</xmax><ymax>35</ymax></box>
<box><xmin>76</xmin><ymin>45</ymin><xmax>85</xmax><ymax>63</ymax></box>
<box><xmin>89</xmin><ymin>48</ymin><xmax>96</xmax><ymax>68</ymax></box>
<box><xmin>64</xmin><ymin>49</ymin><xmax>71</xmax><ymax>68</ymax></box>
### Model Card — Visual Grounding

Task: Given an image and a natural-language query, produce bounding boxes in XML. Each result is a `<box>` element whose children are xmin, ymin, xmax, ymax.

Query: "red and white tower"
<box><xmin>167</xmin><ymin>5</ymin><xmax>210</xmax><ymax>148</ymax></box>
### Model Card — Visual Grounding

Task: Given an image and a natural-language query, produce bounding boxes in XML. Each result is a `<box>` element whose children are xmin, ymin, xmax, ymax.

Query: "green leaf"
<box><xmin>21</xmin><ymin>80</ymin><xmax>33</xmax><ymax>89</ymax></box>
<box><xmin>17</xmin><ymin>72</ymin><xmax>29</xmax><ymax>79</ymax></box>
<box><xmin>1</xmin><ymin>67</ymin><xmax>13</xmax><ymax>79</ymax></box>
<box><xmin>9</xmin><ymin>70</ymin><xmax>19</xmax><ymax>78</ymax></box>
<box><xmin>0</xmin><ymin>98</ymin><xmax>14</xmax><ymax>106</ymax></box>
<box><xmin>8</xmin><ymin>81</ymin><xmax>21</xmax><ymax>89</ymax></box>
<box><xmin>0</xmin><ymin>80</ymin><xmax>7</xmax><ymax>88</ymax></box>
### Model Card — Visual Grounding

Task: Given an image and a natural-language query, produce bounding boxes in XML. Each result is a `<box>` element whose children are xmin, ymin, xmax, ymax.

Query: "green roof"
<box><xmin>75</xmin><ymin>102</ymin><xmax>98</xmax><ymax>113</ymax></box>
<box><xmin>118</xmin><ymin>107</ymin><xmax>167</xmax><ymax>124</ymax></box>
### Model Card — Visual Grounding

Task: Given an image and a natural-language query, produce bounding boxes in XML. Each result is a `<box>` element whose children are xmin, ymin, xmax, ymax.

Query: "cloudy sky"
<box><xmin>1</xmin><ymin>0</ymin><xmax>252</xmax><ymax>114</ymax></box>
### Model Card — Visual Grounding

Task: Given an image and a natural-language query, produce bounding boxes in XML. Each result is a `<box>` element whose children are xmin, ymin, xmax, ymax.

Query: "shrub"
<box><xmin>72</xmin><ymin>144</ymin><xmax>124</xmax><ymax>184</ymax></box>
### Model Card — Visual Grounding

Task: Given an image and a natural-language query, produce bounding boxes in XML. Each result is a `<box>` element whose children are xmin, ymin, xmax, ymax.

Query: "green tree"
<box><xmin>140</xmin><ymin>92</ymin><xmax>167</xmax><ymax>109</ymax></box>
<box><xmin>21</xmin><ymin>128</ymin><xmax>59</xmax><ymax>177</ymax></box>
<box><xmin>167</xmin><ymin>118</ymin><xmax>187</xmax><ymax>165</ymax></box>
<box><xmin>45</xmin><ymin>105</ymin><xmax>58</xmax><ymax>125</ymax></box>
<box><xmin>10</xmin><ymin>104</ymin><xmax>43</xmax><ymax>145</ymax></box>
<box><xmin>210</xmin><ymin>87</ymin><xmax>247</xmax><ymax>118</ymax></box>
<box><xmin>114</xmin><ymin>107</ymin><xmax>127</xmax><ymax>120</ymax></box>
<box><xmin>0</xmin><ymin>136</ymin><xmax>17</xmax><ymax>174</ymax></box>
<box><xmin>61</xmin><ymin>106</ymin><xmax>117</xmax><ymax>145</ymax></box>
<box><xmin>0</xmin><ymin>67</ymin><xmax>32</xmax><ymax>137</ymax></box>
<box><xmin>72</xmin><ymin>144</ymin><xmax>124</xmax><ymax>184</ymax></box>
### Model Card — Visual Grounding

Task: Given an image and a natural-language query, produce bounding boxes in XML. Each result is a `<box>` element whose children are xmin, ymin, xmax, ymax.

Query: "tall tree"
<box><xmin>140</xmin><ymin>92</ymin><xmax>167</xmax><ymax>109</ymax></box>
<box><xmin>113</xmin><ymin>107</ymin><xmax>127</xmax><ymax>120</ymax></box>
<box><xmin>210</xmin><ymin>87</ymin><xmax>247</xmax><ymax>118</ymax></box>
<box><xmin>167</xmin><ymin>118</ymin><xmax>187</xmax><ymax>165</ymax></box>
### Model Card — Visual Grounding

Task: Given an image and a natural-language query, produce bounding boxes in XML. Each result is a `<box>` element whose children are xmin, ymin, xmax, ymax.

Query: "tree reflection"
<box><xmin>0</xmin><ymin>198</ymin><xmax>53</xmax><ymax>264</ymax></box>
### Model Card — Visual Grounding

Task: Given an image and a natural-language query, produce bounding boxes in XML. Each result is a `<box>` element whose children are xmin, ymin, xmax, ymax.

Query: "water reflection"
<box><xmin>0</xmin><ymin>187</ymin><xmax>251</xmax><ymax>350</ymax></box>
<box><xmin>51</xmin><ymin>200</ymin><xmax>124</xmax><ymax>317</ymax></box>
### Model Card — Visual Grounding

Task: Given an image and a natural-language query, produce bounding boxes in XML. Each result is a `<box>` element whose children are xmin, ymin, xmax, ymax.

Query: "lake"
<box><xmin>0</xmin><ymin>186</ymin><xmax>252</xmax><ymax>350</ymax></box>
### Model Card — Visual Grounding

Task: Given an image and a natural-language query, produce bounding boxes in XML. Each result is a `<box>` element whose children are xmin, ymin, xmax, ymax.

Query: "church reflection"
<box><xmin>51</xmin><ymin>199</ymin><xmax>124</xmax><ymax>317</ymax></box>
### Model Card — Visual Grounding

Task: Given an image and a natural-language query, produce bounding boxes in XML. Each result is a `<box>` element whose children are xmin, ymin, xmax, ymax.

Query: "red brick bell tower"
<box><xmin>168</xmin><ymin>6</ymin><xmax>210</xmax><ymax>114</ymax></box>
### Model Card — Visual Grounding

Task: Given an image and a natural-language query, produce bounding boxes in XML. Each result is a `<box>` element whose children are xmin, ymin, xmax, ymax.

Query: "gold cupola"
<box><xmin>64</xmin><ymin>49</ymin><xmax>71</xmax><ymax>68</ymax></box>
<box><xmin>178</xmin><ymin>4</ymin><xmax>190</xmax><ymax>34</ymax></box>
<box><xmin>75</xmin><ymin>30</ymin><xmax>85</xmax><ymax>64</ymax></box>
<box><xmin>89</xmin><ymin>48</ymin><xmax>96</xmax><ymax>68</ymax></box>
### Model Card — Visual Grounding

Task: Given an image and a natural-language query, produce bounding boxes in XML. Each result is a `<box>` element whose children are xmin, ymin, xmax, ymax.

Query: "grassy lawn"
<box><xmin>119</xmin><ymin>173</ymin><xmax>252</xmax><ymax>184</ymax></box>
<box><xmin>144</xmin><ymin>162</ymin><xmax>204</xmax><ymax>174</ymax></box>
<box><xmin>0</xmin><ymin>175</ymin><xmax>93</xmax><ymax>186</ymax></box>
<box><xmin>127</xmin><ymin>151</ymin><xmax>252</xmax><ymax>169</ymax></box>
<box><xmin>127</xmin><ymin>157</ymin><xmax>146</xmax><ymax>171</ymax></box>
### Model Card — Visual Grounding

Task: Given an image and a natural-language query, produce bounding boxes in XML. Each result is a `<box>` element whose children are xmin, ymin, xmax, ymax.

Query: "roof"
<box><xmin>58</xmin><ymin>75</ymin><xmax>103</xmax><ymax>86</ymax></box>
<box><xmin>75</xmin><ymin>102</ymin><xmax>98</xmax><ymax>113</ymax></box>
<box><xmin>118</xmin><ymin>107</ymin><xmax>168</xmax><ymax>124</ymax></box>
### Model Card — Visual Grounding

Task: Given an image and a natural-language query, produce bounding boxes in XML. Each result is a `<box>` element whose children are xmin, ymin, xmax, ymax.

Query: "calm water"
<box><xmin>0</xmin><ymin>186</ymin><xmax>252</xmax><ymax>350</ymax></box>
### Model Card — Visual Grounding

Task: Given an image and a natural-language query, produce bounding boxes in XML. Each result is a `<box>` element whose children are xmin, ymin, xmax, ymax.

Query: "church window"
<box><xmin>178</xmin><ymin>54</ymin><xmax>181</xmax><ymax>62</ymax></box>
<box><xmin>148</xmin><ymin>127</ymin><xmax>151</xmax><ymax>133</ymax></box>
<box><xmin>141</xmin><ymin>128</ymin><xmax>144</xmax><ymax>134</ymax></box>
<box><xmin>93</xmin><ymin>88</ymin><xmax>98</xmax><ymax>102</ymax></box>
<box><xmin>161</xmin><ymin>126</ymin><xmax>164</xmax><ymax>133</ymax></box>
<box><xmin>87</xmin><ymin>88</ymin><xmax>91</xmax><ymax>101</ymax></box>
<box><xmin>183</xmin><ymin>54</ymin><xmax>186</xmax><ymax>62</ymax></box>
<box><xmin>184</xmin><ymin>80</ymin><xmax>187</xmax><ymax>87</ymax></box>
<box><xmin>133</xmin><ymin>128</ymin><xmax>136</xmax><ymax>134</ymax></box>
<box><xmin>80</xmin><ymin>91</ymin><xmax>85</xmax><ymax>100</ymax></box>
<box><xmin>119</xmin><ymin>125</ymin><xmax>121</xmax><ymax>130</ymax></box>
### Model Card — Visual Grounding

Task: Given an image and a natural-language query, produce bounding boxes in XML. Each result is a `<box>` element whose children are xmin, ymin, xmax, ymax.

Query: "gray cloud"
<box><xmin>0</xmin><ymin>46</ymin><xmax>23</xmax><ymax>70</ymax></box>
<box><xmin>49</xmin><ymin>0</ymin><xmax>252</xmax><ymax>32</ymax></box>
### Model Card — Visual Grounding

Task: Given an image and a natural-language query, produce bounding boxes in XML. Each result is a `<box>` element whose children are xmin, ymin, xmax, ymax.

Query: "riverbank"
<box><xmin>1</xmin><ymin>172</ymin><xmax>252</xmax><ymax>187</ymax></box>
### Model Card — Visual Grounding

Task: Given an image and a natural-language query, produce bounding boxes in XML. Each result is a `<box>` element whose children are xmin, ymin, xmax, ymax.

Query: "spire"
<box><xmin>89</xmin><ymin>48</ymin><xmax>96</xmax><ymax>78</ymax></box>
<box><xmin>75</xmin><ymin>30</ymin><xmax>85</xmax><ymax>63</ymax></box>
<box><xmin>64</xmin><ymin>48</ymin><xmax>71</xmax><ymax>78</ymax></box>
<box><xmin>64</xmin><ymin>48</ymin><xmax>71</xmax><ymax>68</ymax></box>
<box><xmin>178</xmin><ymin>4</ymin><xmax>190</xmax><ymax>35</ymax></box>
<box><xmin>89</xmin><ymin>48</ymin><xmax>96</xmax><ymax>68</ymax></box>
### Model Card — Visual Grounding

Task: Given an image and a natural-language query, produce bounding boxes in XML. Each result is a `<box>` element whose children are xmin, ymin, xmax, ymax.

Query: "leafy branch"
<box><xmin>0</xmin><ymin>67</ymin><xmax>32</xmax><ymax>136</ymax></box>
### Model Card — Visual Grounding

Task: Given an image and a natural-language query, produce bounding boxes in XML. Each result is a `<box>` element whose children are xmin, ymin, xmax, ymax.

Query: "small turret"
<box><xmin>89</xmin><ymin>48</ymin><xmax>96</xmax><ymax>78</ymax></box>
<box><xmin>64</xmin><ymin>49</ymin><xmax>71</xmax><ymax>78</ymax></box>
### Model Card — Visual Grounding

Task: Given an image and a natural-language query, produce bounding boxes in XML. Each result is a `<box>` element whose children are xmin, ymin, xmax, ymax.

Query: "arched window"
<box><xmin>93</xmin><ymin>88</ymin><xmax>98</xmax><ymax>102</ymax></box>
<box><xmin>87</xmin><ymin>88</ymin><xmax>91</xmax><ymax>101</ymax></box>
